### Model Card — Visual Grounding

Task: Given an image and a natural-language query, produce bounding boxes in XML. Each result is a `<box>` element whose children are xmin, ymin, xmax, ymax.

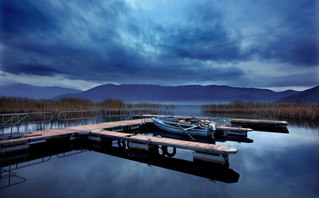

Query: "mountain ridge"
<box><xmin>0</xmin><ymin>83</ymin><xmax>81</xmax><ymax>99</ymax></box>
<box><xmin>278</xmin><ymin>86</ymin><xmax>319</xmax><ymax>104</ymax></box>
<box><xmin>3</xmin><ymin>83</ymin><xmax>317</xmax><ymax>103</ymax></box>
<box><xmin>53</xmin><ymin>83</ymin><xmax>300</xmax><ymax>102</ymax></box>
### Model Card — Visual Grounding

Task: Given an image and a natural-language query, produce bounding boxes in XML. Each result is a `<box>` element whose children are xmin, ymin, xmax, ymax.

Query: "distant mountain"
<box><xmin>278</xmin><ymin>86</ymin><xmax>319</xmax><ymax>104</ymax></box>
<box><xmin>54</xmin><ymin>84</ymin><xmax>299</xmax><ymax>102</ymax></box>
<box><xmin>0</xmin><ymin>83</ymin><xmax>80</xmax><ymax>99</ymax></box>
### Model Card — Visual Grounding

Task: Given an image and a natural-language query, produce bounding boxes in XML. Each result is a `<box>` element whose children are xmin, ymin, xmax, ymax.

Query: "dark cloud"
<box><xmin>252</xmin><ymin>0</ymin><xmax>319</xmax><ymax>66</ymax></box>
<box><xmin>5</xmin><ymin>63</ymin><xmax>64</xmax><ymax>76</ymax></box>
<box><xmin>157</xmin><ymin>25</ymin><xmax>245</xmax><ymax>62</ymax></box>
<box><xmin>258</xmin><ymin>36</ymin><xmax>318</xmax><ymax>66</ymax></box>
<box><xmin>0</xmin><ymin>0</ymin><xmax>318</xmax><ymax>89</ymax></box>
<box><xmin>0</xmin><ymin>0</ymin><xmax>60</xmax><ymax>35</ymax></box>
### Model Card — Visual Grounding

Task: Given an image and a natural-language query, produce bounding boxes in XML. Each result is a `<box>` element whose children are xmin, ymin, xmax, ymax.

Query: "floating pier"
<box><xmin>230</xmin><ymin>118</ymin><xmax>289</xmax><ymax>133</ymax></box>
<box><xmin>0</xmin><ymin>119</ymin><xmax>151</xmax><ymax>154</ymax></box>
<box><xmin>141</xmin><ymin>114</ymin><xmax>288</xmax><ymax>132</ymax></box>
<box><xmin>0</xmin><ymin>118</ymin><xmax>238</xmax><ymax>165</ymax></box>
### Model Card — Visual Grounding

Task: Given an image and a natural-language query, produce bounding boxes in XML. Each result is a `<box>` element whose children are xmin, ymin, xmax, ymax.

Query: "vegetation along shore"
<box><xmin>1</xmin><ymin>97</ymin><xmax>318</xmax><ymax>122</ymax></box>
<box><xmin>202</xmin><ymin>102</ymin><xmax>319</xmax><ymax>121</ymax></box>
<box><xmin>0</xmin><ymin>97</ymin><xmax>174</xmax><ymax>114</ymax></box>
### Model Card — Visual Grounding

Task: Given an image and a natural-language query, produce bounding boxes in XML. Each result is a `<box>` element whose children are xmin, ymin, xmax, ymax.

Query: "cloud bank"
<box><xmin>1</xmin><ymin>0</ymin><xmax>318</xmax><ymax>90</ymax></box>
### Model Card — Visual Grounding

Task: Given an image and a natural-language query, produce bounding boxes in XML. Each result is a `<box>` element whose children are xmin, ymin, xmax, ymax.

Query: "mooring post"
<box><xmin>193</xmin><ymin>152</ymin><xmax>229</xmax><ymax>165</ymax></box>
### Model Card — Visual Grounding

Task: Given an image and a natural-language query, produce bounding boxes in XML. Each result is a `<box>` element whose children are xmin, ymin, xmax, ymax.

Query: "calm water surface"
<box><xmin>1</xmin><ymin>105</ymin><xmax>319</xmax><ymax>198</ymax></box>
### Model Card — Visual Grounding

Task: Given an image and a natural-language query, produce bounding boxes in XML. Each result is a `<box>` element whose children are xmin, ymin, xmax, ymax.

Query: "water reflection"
<box><xmin>90</xmin><ymin>142</ymin><xmax>239</xmax><ymax>183</ymax></box>
<box><xmin>0</xmin><ymin>137</ymin><xmax>239</xmax><ymax>191</ymax></box>
<box><xmin>0</xmin><ymin>124</ymin><xmax>318</xmax><ymax>198</ymax></box>
<box><xmin>1</xmin><ymin>105</ymin><xmax>319</xmax><ymax>198</ymax></box>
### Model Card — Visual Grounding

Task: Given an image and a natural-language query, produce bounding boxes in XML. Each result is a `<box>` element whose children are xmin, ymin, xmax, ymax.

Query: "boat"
<box><xmin>152</xmin><ymin>117</ymin><xmax>216</xmax><ymax>138</ymax></box>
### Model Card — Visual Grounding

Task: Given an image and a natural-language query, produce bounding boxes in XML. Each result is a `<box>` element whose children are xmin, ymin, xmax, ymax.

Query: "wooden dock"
<box><xmin>0</xmin><ymin>119</ymin><xmax>151</xmax><ymax>148</ymax></box>
<box><xmin>141</xmin><ymin>114</ymin><xmax>288</xmax><ymax>129</ymax></box>
<box><xmin>230</xmin><ymin>118</ymin><xmax>288</xmax><ymax>127</ymax></box>
<box><xmin>90</xmin><ymin>129</ymin><xmax>238</xmax><ymax>155</ymax></box>
<box><xmin>0</xmin><ymin>119</ymin><xmax>238</xmax><ymax>164</ymax></box>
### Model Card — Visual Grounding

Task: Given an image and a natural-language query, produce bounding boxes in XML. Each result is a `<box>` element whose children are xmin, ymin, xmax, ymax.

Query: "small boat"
<box><xmin>152</xmin><ymin>117</ymin><xmax>216</xmax><ymax>138</ymax></box>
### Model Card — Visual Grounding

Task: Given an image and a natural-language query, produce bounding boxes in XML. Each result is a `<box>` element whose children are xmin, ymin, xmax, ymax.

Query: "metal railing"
<box><xmin>57</xmin><ymin>110</ymin><xmax>103</xmax><ymax>127</ymax></box>
<box><xmin>57</xmin><ymin>110</ymin><xmax>102</xmax><ymax>122</ymax></box>
<box><xmin>0</xmin><ymin>112</ymin><xmax>53</xmax><ymax>136</ymax></box>
<box><xmin>0</xmin><ymin>107</ymin><xmax>175</xmax><ymax>137</ymax></box>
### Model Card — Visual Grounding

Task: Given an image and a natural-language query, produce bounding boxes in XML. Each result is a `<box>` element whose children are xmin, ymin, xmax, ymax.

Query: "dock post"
<box><xmin>223</xmin><ymin>130</ymin><xmax>229</xmax><ymax>137</ymax></box>
<box><xmin>0</xmin><ymin>143</ymin><xmax>29</xmax><ymax>154</ymax></box>
<box><xmin>193</xmin><ymin>151</ymin><xmax>229</xmax><ymax>165</ymax></box>
<box><xmin>128</xmin><ymin>141</ymin><xmax>149</xmax><ymax>151</ymax></box>
<box><xmin>128</xmin><ymin>141</ymin><xmax>157</xmax><ymax>151</ymax></box>
<box><xmin>87</xmin><ymin>135</ymin><xmax>101</xmax><ymax>142</ymax></box>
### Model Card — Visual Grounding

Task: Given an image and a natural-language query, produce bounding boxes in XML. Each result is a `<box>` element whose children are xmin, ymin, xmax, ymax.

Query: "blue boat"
<box><xmin>152</xmin><ymin>117</ymin><xmax>216</xmax><ymax>138</ymax></box>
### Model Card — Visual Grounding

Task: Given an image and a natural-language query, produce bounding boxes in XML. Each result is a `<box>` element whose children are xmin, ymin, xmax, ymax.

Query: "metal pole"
<box><xmin>43</xmin><ymin>112</ymin><xmax>45</xmax><ymax>130</ymax></box>
<box><xmin>82</xmin><ymin>111</ymin><xmax>84</xmax><ymax>125</ymax></box>
<box><xmin>64</xmin><ymin>112</ymin><xmax>67</xmax><ymax>127</ymax></box>
<box><xmin>10</xmin><ymin>114</ymin><xmax>13</xmax><ymax>135</ymax></box>
<box><xmin>2</xmin><ymin>115</ymin><xmax>4</xmax><ymax>135</ymax></box>
<box><xmin>17</xmin><ymin>114</ymin><xmax>19</xmax><ymax>133</ymax></box>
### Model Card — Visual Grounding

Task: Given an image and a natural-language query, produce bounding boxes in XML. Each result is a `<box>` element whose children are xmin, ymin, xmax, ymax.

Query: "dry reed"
<box><xmin>0</xmin><ymin>97</ymin><xmax>174</xmax><ymax>114</ymax></box>
<box><xmin>202</xmin><ymin>102</ymin><xmax>319</xmax><ymax>121</ymax></box>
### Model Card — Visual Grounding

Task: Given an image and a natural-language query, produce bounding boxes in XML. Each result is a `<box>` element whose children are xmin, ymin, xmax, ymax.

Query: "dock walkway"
<box><xmin>0</xmin><ymin>119</ymin><xmax>238</xmax><ymax>161</ymax></box>
<box><xmin>0</xmin><ymin>119</ymin><xmax>151</xmax><ymax>148</ymax></box>
<box><xmin>91</xmin><ymin>129</ymin><xmax>237</xmax><ymax>155</ymax></box>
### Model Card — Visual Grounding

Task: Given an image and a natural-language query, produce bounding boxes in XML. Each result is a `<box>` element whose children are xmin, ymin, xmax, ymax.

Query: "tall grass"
<box><xmin>0</xmin><ymin>97</ymin><xmax>95</xmax><ymax>114</ymax></box>
<box><xmin>0</xmin><ymin>97</ymin><xmax>173</xmax><ymax>114</ymax></box>
<box><xmin>202</xmin><ymin>102</ymin><xmax>319</xmax><ymax>121</ymax></box>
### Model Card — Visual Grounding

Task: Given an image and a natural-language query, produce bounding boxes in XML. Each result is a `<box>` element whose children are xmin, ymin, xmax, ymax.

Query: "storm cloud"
<box><xmin>0</xmin><ymin>0</ymin><xmax>318</xmax><ymax>90</ymax></box>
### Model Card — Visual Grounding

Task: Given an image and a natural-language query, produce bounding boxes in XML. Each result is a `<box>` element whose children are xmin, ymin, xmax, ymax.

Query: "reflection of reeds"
<box><xmin>202</xmin><ymin>102</ymin><xmax>319</xmax><ymax>121</ymax></box>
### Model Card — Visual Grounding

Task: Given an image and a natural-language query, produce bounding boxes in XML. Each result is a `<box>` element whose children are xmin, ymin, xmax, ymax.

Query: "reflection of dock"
<box><xmin>90</xmin><ymin>143</ymin><xmax>240</xmax><ymax>183</ymax></box>
<box><xmin>0</xmin><ymin>119</ymin><xmax>238</xmax><ymax>165</ymax></box>
<box><xmin>0</xmin><ymin>139</ymin><xmax>240</xmax><ymax>185</ymax></box>
<box><xmin>0</xmin><ymin>140</ymin><xmax>87</xmax><ymax>189</ymax></box>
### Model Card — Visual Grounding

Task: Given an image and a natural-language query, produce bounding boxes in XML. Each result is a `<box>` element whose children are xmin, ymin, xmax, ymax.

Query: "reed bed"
<box><xmin>0</xmin><ymin>97</ymin><xmax>174</xmax><ymax>114</ymax></box>
<box><xmin>202</xmin><ymin>102</ymin><xmax>319</xmax><ymax>121</ymax></box>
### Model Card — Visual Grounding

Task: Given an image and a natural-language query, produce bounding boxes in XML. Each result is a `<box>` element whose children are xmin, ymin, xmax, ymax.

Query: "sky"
<box><xmin>0</xmin><ymin>0</ymin><xmax>318</xmax><ymax>91</ymax></box>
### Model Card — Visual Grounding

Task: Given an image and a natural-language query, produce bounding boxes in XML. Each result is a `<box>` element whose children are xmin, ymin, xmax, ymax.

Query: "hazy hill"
<box><xmin>54</xmin><ymin>84</ymin><xmax>298</xmax><ymax>102</ymax></box>
<box><xmin>278</xmin><ymin>86</ymin><xmax>319</xmax><ymax>104</ymax></box>
<box><xmin>0</xmin><ymin>83</ymin><xmax>80</xmax><ymax>99</ymax></box>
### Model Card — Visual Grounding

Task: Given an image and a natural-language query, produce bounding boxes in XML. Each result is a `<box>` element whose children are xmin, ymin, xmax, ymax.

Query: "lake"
<box><xmin>1</xmin><ymin>105</ymin><xmax>319</xmax><ymax>198</ymax></box>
